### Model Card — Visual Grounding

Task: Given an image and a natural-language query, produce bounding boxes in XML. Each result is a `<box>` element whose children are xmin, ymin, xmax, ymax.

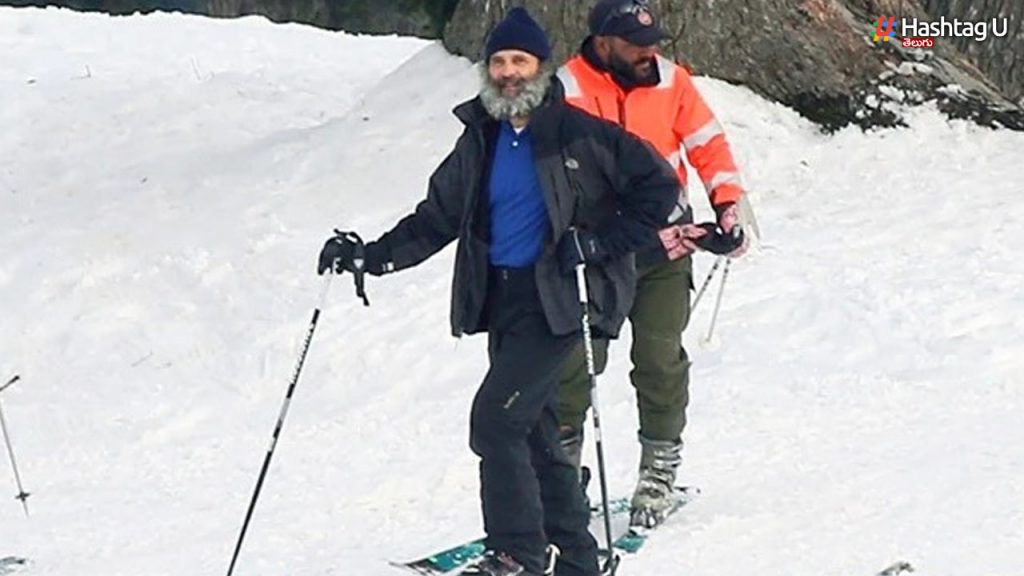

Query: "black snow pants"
<box><xmin>470</xmin><ymin>265</ymin><xmax>600</xmax><ymax>576</ymax></box>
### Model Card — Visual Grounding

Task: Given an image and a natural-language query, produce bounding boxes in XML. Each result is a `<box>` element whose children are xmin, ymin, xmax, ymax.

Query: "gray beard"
<box><xmin>478</xmin><ymin>66</ymin><xmax>551</xmax><ymax>121</ymax></box>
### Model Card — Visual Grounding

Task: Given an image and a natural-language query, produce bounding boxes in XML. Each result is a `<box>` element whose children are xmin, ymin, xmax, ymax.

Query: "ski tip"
<box><xmin>0</xmin><ymin>557</ymin><xmax>28</xmax><ymax>575</ymax></box>
<box><xmin>387</xmin><ymin>560</ymin><xmax>441</xmax><ymax>576</ymax></box>
<box><xmin>0</xmin><ymin>375</ymin><xmax>20</xmax><ymax>393</ymax></box>
<box><xmin>877</xmin><ymin>561</ymin><xmax>914</xmax><ymax>576</ymax></box>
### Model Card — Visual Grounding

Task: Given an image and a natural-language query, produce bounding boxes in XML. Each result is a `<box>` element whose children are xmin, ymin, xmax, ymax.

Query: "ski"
<box><xmin>0</xmin><ymin>557</ymin><xmax>27</xmax><ymax>575</ymax></box>
<box><xmin>389</xmin><ymin>500</ymin><xmax>625</xmax><ymax>576</ymax></box>
<box><xmin>392</xmin><ymin>539</ymin><xmax>487</xmax><ymax>576</ymax></box>
<box><xmin>611</xmin><ymin>486</ymin><xmax>700</xmax><ymax>554</ymax></box>
<box><xmin>877</xmin><ymin>561</ymin><xmax>914</xmax><ymax>576</ymax></box>
<box><xmin>391</xmin><ymin>487</ymin><xmax>698</xmax><ymax>575</ymax></box>
<box><xmin>0</xmin><ymin>375</ymin><xmax>19</xmax><ymax>394</ymax></box>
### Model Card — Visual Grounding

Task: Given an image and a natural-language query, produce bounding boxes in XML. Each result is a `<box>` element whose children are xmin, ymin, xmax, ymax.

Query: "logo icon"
<box><xmin>873</xmin><ymin>16</ymin><xmax>899</xmax><ymax>42</ymax></box>
<box><xmin>637</xmin><ymin>9</ymin><xmax>654</xmax><ymax>27</ymax></box>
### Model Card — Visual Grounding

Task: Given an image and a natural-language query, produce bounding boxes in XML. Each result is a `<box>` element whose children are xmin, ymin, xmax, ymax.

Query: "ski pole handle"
<box><xmin>694</xmin><ymin>222</ymin><xmax>745</xmax><ymax>255</ymax></box>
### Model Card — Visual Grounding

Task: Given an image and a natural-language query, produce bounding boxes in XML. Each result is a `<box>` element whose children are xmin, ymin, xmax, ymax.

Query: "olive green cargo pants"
<box><xmin>557</xmin><ymin>256</ymin><xmax>692</xmax><ymax>442</ymax></box>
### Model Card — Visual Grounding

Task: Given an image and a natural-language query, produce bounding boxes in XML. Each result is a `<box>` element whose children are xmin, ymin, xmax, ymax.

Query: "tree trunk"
<box><xmin>444</xmin><ymin>0</ymin><xmax>1024</xmax><ymax>131</ymax></box>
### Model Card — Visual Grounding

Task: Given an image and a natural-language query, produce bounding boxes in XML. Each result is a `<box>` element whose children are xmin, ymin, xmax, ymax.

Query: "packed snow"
<box><xmin>1</xmin><ymin>7</ymin><xmax>1022</xmax><ymax>576</ymax></box>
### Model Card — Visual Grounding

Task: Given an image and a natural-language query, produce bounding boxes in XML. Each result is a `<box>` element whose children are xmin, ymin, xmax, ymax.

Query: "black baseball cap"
<box><xmin>588</xmin><ymin>0</ymin><xmax>668</xmax><ymax>47</ymax></box>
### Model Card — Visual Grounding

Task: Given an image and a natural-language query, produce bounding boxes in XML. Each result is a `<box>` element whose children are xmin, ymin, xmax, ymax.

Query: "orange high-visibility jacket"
<box><xmin>557</xmin><ymin>54</ymin><xmax>743</xmax><ymax>212</ymax></box>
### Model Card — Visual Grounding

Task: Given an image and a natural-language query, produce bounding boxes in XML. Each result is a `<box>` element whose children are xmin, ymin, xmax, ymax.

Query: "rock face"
<box><xmin>13</xmin><ymin>0</ymin><xmax>1020</xmax><ymax>129</ymax></box>
<box><xmin>443</xmin><ymin>0</ymin><xmax>1024</xmax><ymax>131</ymax></box>
<box><xmin>922</xmin><ymin>0</ymin><xmax>1024</xmax><ymax>106</ymax></box>
<box><xmin>4</xmin><ymin>0</ymin><xmax>201</xmax><ymax>12</ymax></box>
<box><xmin>206</xmin><ymin>0</ymin><xmax>438</xmax><ymax>37</ymax></box>
<box><xmin>4</xmin><ymin>1</ymin><xmax>455</xmax><ymax>38</ymax></box>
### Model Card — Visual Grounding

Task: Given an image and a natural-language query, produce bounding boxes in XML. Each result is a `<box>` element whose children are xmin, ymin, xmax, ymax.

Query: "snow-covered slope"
<box><xmin>1</xmin><ymin>7</ymin><xmax>1023</xmax><ymax>576</ymax></box>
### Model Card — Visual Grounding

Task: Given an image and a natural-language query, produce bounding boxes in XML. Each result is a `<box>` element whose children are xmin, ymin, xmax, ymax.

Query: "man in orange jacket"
<box><xmin>555</xmin><ymin>0</ymin><xmax>747</xmax><ymax>529</ymax></box>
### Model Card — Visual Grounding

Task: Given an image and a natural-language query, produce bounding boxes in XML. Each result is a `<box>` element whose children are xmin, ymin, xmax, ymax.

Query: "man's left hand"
<box><xmin>714</xmin><ymin>203</ymin><xmax>748</xmax><ymax>258</ymax></box>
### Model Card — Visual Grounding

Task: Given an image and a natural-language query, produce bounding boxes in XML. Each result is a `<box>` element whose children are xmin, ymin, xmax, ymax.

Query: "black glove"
<box><xmin>557</xmin><ymin>228</ymin><xmax>608</xmax><ymax>275</ymax></box>
<box><xmin>317</xmin><ymin>235</ymin><xmax>360</xmax><ymax>275</ymax></box>
<box><xmin>317</xmin><ymin>233</ymin><xmax>392</xmax><ymax>275</ymax></box>
<box><xmin>693</xmin><ymin>222</ymin><xmax>745</xmax><ymax>256</ymax></box>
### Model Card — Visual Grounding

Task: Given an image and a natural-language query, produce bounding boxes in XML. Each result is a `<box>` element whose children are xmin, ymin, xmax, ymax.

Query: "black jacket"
<box><xmin>369</xmin><ymin>79</ymin><xmax>678</xmax><ymax>338</ymax></box>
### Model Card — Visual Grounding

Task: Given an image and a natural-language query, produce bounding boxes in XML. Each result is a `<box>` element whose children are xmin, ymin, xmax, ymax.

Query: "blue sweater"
<box><xmin>488</xmin><ymin>122</ymin><xmax>550</xmax><ymax>267</ymax></box>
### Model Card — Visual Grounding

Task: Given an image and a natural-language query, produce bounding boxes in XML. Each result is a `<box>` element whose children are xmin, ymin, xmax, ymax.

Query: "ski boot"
<box><xmin>462</xmin><ymin>546</ymin><xmax>559</xmax><ymax>576</ymax></box>
<box><xmin>629</xmin><ymin>435</ymin><xmax>683</xmax><ymax>529</ymax></box>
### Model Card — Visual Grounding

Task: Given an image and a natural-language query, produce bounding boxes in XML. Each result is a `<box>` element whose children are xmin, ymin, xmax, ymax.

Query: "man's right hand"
<box><xmin>658</xmin><ymin>224</ymin><xmax>708</xmax><ymax>261</ymax></box>
<box><xmin>317</xmin><ymin>235</ymin><xmax>360</xmax><ymax>275</ymax></box>
<box><xmin>557</xmin><ymin>228</ymin><xmax>609</xmax><ymax>275</ymax></box>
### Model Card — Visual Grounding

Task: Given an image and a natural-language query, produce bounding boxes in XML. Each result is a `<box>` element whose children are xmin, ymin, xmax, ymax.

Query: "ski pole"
<box><xmin>573</xmin><ymin>261</ymin><xmax>620</xmax><ymax>576</ymax></box>
<box><xmin>225</xmin><ymin>273</ymin><xmax>333</xmax><ymax>576</ymax></box>
<box><xmin>0</xmin><ymin>375</ymin><xmax>30</xmax><ymax>517</ymax></box>
<box><xmin>0</xmin><ymin>375</ymin><xmax>19</xmax><ymax>394</ymax></box>
<box><xmin>702</xmin><ymin>258</ymin><xmax>732</xmax><ymax>344</ymax></box>
<box><xmin>690</xmin><ymin>256</ymin><xmax>724</xmax><ymax>314</ymax></box>
<box><xmin>692</xmin><ymin>222</ymin><xmax>744</xmax><ymax>318</ymax></box>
